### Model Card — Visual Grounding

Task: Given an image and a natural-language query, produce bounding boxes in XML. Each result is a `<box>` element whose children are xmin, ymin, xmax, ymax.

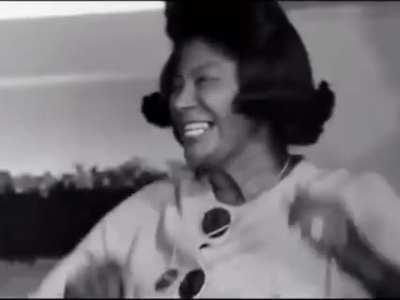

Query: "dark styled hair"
<box><xmin>142</xmin><ymin>1</ymin><xmax>335</xmax><ymax>146</ymax></box>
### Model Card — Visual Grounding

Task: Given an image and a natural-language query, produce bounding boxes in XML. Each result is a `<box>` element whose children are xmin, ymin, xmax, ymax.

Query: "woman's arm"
<box><xmin>291</xmin><ymin>169</ymin><xmax>400</xmax><ymax>298</ymax></box>
<box><xmin>332</xmin><ymin>215</ymin><xmax>400</xmax><ymax>298</ymax></box>
<box><xmin>29</xmin><ymin>196</ymin><xmax>142</xmax><ymax>298</ymax></box>
<box><xmin>29</xmin><ymin>218</ymin><xmax>117</xmax><ymax>298</ymax></box>
<box><xmin>340</xmin><ymin>245</ymin><xmax>400</xmax><ymax>298</ymax></box>
<box><xmin>30</xmin><ymin>179</ymin><xmax>173</xmax><ymax>298</ymax></box>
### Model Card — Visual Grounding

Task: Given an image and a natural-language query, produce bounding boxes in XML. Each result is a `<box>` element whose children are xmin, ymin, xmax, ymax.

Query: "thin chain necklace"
<box><xmin>278</xmin><ymin>155</ymin><xmax>291</xmax><ymax>181</ymax></box>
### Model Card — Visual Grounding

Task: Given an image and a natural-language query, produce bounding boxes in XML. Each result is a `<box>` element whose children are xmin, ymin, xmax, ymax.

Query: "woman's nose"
<box><xmin>172</xmin><ymin>85</ymin><xmax>197</xmax><ymax>110</ymax></box>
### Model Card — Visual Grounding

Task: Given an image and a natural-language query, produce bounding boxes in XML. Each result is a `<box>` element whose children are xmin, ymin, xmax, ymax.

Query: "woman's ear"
<box><xmin>141</xmin><ymin>92</ymin><xmax>172</xmax><ymax>128</ymax></box>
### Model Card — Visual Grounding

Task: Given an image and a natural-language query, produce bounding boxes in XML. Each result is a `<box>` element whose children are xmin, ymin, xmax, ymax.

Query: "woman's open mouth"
<box><xmin>182</xmin><ymin>121</ymin><xmax>213</xmax><ymax>140</ymax></box>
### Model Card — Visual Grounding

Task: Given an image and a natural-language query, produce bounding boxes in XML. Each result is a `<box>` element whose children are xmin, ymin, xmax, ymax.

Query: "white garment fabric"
<box><xmin>30</xmin><ymin>160</ymin><xmax>400</xmax><ymax>298</ymax></box>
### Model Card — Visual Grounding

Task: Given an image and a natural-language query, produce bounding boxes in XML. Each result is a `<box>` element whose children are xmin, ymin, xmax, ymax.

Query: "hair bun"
<box><xmin>319</xmin><ymin>80</ymin><xmax>329</xmax><ymax>90</ymax></box>
<box><xmin>313</xmin><ymin>80</ymin><xmax>335</xmax><ymax>124</ymax></box>
<box><xmin>141</xmin><ymin>92</ymin><xmax>172</xmax><ymax>128</ymax></box>
<box><xmin>284</xmin><ymin>79</ymin><xmax>335</xmax><ymax>145</ymax></box>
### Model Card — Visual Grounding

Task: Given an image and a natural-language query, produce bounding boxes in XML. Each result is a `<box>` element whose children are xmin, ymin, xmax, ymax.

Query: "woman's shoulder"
<box><xmin>113</xmin><ymin>178</ymin><xmax>176</xmax><ymax>218</ymax></box>
<box><xmin>293</xmin><ymin>160</ymin><xmax>400</xmax><ymax>218</ymax></box>
<box><xmin>297</xmin><ymin>161</ymin><xmax>400</xmax><ymax>260</ymax></box>
<box><xmin>105</xmin><ymin>161</ymin><xmax>197</xmax><ymax>222</ymax></box>
<box><xmin>89</xmin><ymin>178</ymin><xmax>176</xmax><ymax>250</ymax></box>
<box><xmin>295</xmin><ymin>160</ymin><xmax>394</xmax><ymax>197</ymax></box>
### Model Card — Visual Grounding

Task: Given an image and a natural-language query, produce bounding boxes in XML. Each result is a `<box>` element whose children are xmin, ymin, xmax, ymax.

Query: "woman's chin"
<box><xmin>185</xmin><ymin>155</ymin><xmax>206</xmax><ymax>169</ymax></box>
<box><xmin>184</xmin><ymin>150</ymin><xmax>213</xmax><ymax>170</ymax></box>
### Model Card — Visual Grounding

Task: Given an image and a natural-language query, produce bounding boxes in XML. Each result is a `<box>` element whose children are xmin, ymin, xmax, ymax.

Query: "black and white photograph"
<box><xmin>0</xmin><ymin>1</ymin><xmax>399</xmax><ymax>298</ymax></box>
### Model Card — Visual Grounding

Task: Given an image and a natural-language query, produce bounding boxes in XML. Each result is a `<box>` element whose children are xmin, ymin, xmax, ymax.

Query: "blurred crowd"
<box><xmin>0</xmin><ymin>157</ymin><xmax>167</xmax><ymax>198</ymax></box>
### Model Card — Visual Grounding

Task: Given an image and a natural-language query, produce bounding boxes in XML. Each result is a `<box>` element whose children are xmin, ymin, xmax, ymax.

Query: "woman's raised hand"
<box><xmin>64</xmin><ymin>256</ymin><xmax>125</xmax><ymax>299</ymax></box>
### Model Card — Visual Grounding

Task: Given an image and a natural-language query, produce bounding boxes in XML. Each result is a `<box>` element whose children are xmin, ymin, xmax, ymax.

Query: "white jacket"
<box><xmin>30</xmin><ymin>160</ymin><xmax>400</xmax><ymax>298</ymax></box>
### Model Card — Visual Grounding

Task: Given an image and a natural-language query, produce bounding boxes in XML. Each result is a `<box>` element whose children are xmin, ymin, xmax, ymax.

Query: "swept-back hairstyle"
<box><xmin>142</xmin><ymin>1</ymin><xmax>335</xmax><ymax>146</ymax></box>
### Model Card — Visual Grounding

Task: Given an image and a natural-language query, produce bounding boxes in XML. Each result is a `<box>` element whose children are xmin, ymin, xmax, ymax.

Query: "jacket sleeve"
<box><xmin>299</xmin><ymin>168</ymin><xmax>400</xmax><ymax>267</ymax></box>
<box><xmin>341</xmin><ymin>172</ymin><xmax>400</xmax><ymax>267</ymax></box>
<box><xmin>28</xmin><ymin>217</ymin><xmax>112</xmax><ymax>298</ymax></box>
<box><xmin>28</xmin><ymin>179</ymin><xmax>173</xmax><ymax>298</ymax></box>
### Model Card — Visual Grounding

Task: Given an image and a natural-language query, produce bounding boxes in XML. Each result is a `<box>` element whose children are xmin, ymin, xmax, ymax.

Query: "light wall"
<box><xmin>285</xmin><ymin>2</ymin><xmax>400</xmax><ymax>192</ymax></box>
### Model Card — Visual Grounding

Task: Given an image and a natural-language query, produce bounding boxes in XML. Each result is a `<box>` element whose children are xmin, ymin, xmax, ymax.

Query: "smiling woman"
<box><xmin>31</xmin><ymin>1</ymin><xmax>400</xmax><ymax>298</ymax></box>
<box><xmin>169</xmin><ymin>40</ymin><xmax>248</xmax><ymax>170</ymax></box>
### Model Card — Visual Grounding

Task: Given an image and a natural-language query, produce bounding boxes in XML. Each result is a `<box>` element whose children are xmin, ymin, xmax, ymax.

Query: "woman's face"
<box><xmin>169</xmin><ymin>39</ymin><xmax>259</xmax><ymax>169</ymax></box>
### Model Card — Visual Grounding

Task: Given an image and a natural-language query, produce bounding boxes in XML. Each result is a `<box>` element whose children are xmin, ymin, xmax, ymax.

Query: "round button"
<box><xmin>178</xmin><ymin>269</ymin><xmax>205</xmax><ymax>298</ymax></box>
<box><xmin>201</xmin><ymin>207</ymin><xmax>231</xmax><ymax>238</ymax></box>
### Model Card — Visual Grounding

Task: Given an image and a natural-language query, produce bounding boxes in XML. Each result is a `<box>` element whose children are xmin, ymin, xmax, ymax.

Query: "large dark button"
<box><xmin>155</xmin><ymin>268</ymin><xmax>179</xmax><ymax>292</ymax></box>
<box><xmin>178</xmin><ymin>269</ymin><xmax>205</xmax><ymax>298</ymax></box>
<box><xmin>202</xmin><ymin>207</ymin><xmax>231</xmax><ymax>237</ymax></box>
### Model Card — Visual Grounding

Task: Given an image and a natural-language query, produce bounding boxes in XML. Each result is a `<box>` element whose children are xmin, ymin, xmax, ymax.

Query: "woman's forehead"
<box><xmin>176</xmin><ymin>39</ymin><xmax>236</xmax><ymax>75</ymax></box>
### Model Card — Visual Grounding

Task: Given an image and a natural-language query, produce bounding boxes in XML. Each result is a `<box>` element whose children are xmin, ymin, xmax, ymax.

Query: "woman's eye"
<box><xmin>171</xmin><ymin>78</ymin><xmax>184</xmax><ymax>93</ymax></box>
<box><xmin>195</xmin><ymin>76</ymin><xmax>218</xmax><ymax>87</ymax></box>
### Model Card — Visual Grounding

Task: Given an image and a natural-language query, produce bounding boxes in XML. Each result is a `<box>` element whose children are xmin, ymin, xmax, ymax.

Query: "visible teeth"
<box><xmin>184</xmin><ymin>128</ymin><xmax>206</xmax><ymax>137</ymax></box>
<box><xmin>184</xmin><ymin>122</ymin><xmax>210</xmax><ymax>131</ymax></box>
<box><xmin>183</xmin><ymin>122</ymin><xmax>211</xmax><ymax>138</ymax></box>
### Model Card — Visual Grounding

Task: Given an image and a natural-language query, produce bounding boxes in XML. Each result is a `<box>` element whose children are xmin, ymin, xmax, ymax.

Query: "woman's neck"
<box><xmin>219</xmin><ymin>137</ymin><xmax>288</xmax><ymax>202</ymax></box>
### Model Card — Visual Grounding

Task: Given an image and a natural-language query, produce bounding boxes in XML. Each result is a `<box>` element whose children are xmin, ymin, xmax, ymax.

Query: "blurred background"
<box><xmin>0</xmin><ymin>1</ymin><xmax>399</xmax><ymax>297</ymax></box>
